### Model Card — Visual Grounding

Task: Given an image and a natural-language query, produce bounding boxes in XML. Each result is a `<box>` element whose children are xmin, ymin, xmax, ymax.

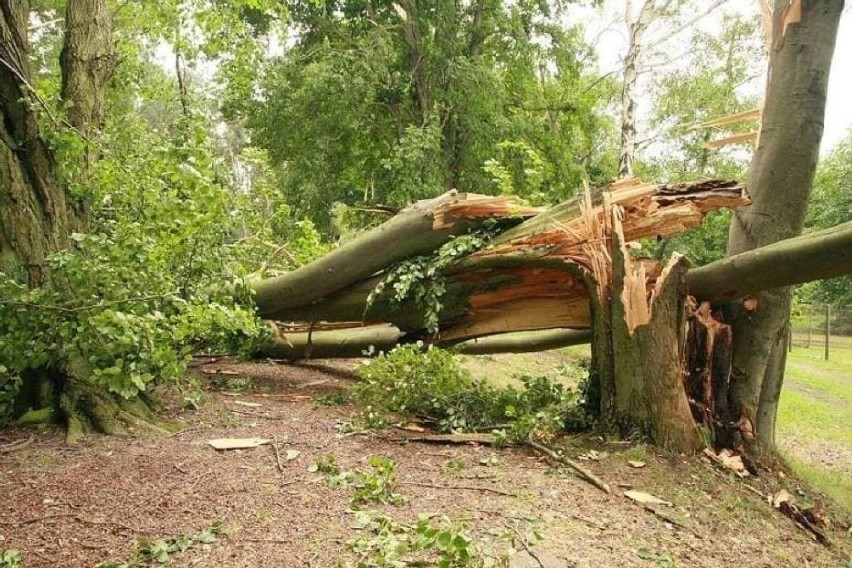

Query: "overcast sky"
<box><xmin>565</xmin><ymin>1</ymin><xmax>851</xmax><ymax>156</ymax></box>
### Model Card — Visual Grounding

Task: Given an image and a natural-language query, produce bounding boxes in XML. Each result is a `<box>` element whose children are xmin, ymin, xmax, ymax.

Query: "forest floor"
<box><xmin>1</xmin><ymin>352</ymin><xmax>850</xmax><ymax>568</ymax></box>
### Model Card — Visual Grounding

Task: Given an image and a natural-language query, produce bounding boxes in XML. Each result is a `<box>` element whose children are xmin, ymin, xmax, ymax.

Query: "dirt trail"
<box><xmin>1</xmin><ymin>360</ymin><xmax>849</xmax><ymax>567</ymax></box>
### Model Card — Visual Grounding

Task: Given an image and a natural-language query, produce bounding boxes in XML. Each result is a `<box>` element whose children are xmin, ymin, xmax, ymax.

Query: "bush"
<box><xmin>353</xmin><ymin>345</ymin><xmax>593</xmax><ymax>442</ymax></box>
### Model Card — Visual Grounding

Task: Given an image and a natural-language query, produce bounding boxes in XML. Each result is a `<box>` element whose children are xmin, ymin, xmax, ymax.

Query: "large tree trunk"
<box><xmin>256</xmin><ymin>180</ymin><xmax>749</xmax><ymax>341</ymax></box>
<box><xmin>1</xmin><ymin>0</ymin><xmax>160</xmax><ymax>441</ymax></box>
<box><xmin>0</xmin><ymin>0</ymin><xmax>76</xmax><ymax>285</ymax></box>
<box><xmin>253</xmin><ymin>179</ymin><xmax>751</xmax><ymax>452</ymax></box>
<box><xmin>723</xmin><ymin>0</ymin><xmax>843</xmax><ymax>453</ymax></box>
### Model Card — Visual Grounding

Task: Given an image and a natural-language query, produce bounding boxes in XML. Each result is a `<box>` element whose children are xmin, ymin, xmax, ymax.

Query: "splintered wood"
<box><xmin>430</xmin><ymin>192</ymin><xmax>542</xmax><ymax>229</ymax></box>
<box><xmin>257</xmin><ymin>178</ymin><xmax>749</xmax><ymax>349</ymax></box>
<box><xmin>443</xmin><ymin>179</ymin><xmax>748</xmax><ymax>341</ymax></box>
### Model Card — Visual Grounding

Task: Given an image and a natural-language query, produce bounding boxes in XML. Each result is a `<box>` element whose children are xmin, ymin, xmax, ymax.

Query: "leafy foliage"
<box><xmin>347</xmin><ymin>511</ymin><xmax>515</xmax><ymax>568</ymax></box>
<box><xmin>97</xmin><ymin>521</ymin><xmax>224</xmax><ymax>568</ymax></box>
<box><xmin>243</xmin><ymin>1</ymin><xmax>617</xmax><ymax>231</ymax></box>
<box><xmin>310</xmin><ymin>454</ymin><xmax>406</xmax><ymax>508</ymax></box>
<box><xmin>352</xmin><ymin>345</ymin><xmax>592</xmax><ymax>442</ymax></box>
<box><xmin>367</xmin><ymin>223</ymin><xmax>502</xmax><ymax>333</ymax></box>
<box><xmin>638</xmin><ymin>13</ymin><xmax>763</xmax><ymax>266</ymax></box>
<box><xmin>0</xmin><ymin>550</ymin><xmax>22</xmax><ymax>568</ymax></box>
<box><xmin>0</xmin><ymin>7</ymin><xmax>329</xmax><ymax>423</ymax></box>
<box><xmin>798</xmin><ymin>130</ymin><xmax>852</xmax><ymax>306</ymax></box>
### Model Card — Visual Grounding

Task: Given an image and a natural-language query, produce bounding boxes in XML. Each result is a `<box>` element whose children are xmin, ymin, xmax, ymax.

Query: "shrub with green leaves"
<box><xmin>353</xmin><ymin>346</ymin><xmax>593</xmax><ymax>442</ymax></box>
<box><xmin>347</xmin><ymin>511</ymin><xmax>512</xmax><ymax>568</ymax></box>
<box><xmin>0</xmin><ymin>97</ymin><xmax>330</xmax><ymax>424</ymax></box>
<box><xmin>97</xmin><ymin>522</ymin><xmax>223</xmax><ymax>568</ymax></box>
<box><xmin>0</xmin><ymin>549</ymin><xmax>22</xmax><ymax>568</ymax></box>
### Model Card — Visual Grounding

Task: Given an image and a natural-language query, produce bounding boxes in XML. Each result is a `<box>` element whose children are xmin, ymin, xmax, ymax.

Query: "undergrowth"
<box><xmin>347</xmin><ymin>511</ymin><xmax>521</xmax><ymax>568</ymax></box>
<box><xmin>352</xmin><ymin>345</ymin><xmax>593</xmax><ymax>443</ymax></box>
<box><xmin>0</xmin><ymin>549</ymin><xmax>22</xmax><ymax>568</ymax></box>
<box><xmin>310</xmin><ymin>455</ymin><xmax>406</xmax><ymax>508</ymax></box>
<box><xmin>97</xmin><ymin>522</ymin><xmax>224</xmax><ymax>567</ymax></box>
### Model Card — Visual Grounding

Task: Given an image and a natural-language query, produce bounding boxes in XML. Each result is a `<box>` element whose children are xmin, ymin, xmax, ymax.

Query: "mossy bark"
<box><xmin>14</xmin><ymin>359</ymin><xmax>170</xmax><ymax>443</ymax></box>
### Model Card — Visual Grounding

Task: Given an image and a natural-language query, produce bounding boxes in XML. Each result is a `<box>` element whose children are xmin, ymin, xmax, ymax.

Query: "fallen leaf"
<box><xmin>628</xmin><ymin>460</ymin><xmax>646</xmax><ymax>469</ymax></box>
<box><xmin>285</xmin><ymin>450</ymin><xmax>301</xmax><ymax>461</ymax></box>
<box><xmin>772</xmin><ymin>489</ymin><xmax>794</xmax><ymax>509</ymax></box>
<box><xmin>208</xmin><ymin>438</ymin><xmax>271</xmax><ymax>450</ymax></box>
<box><xmin>399</xmin><ymin>423</ymin><xmax>426</xmax><ymax>433</ymax></box>
<box><xmin>624</xmin><ymin>490</ymin><xmax>673</xmax><ymax>507</ymax></box>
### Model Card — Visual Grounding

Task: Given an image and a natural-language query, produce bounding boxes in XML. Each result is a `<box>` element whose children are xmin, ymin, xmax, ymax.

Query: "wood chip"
<box><xmin>208</xmin><ymin>438</ymin><xmax>271</xmax><ymax>450</ymax></box>
<box><xmin>624</xmin><ymin>490</ymin><xmax>673</xmax><ymax>507</ymax></box>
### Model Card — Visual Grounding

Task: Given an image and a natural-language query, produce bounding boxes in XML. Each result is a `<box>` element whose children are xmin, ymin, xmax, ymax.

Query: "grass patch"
<box><xmin>781</xmin><ymin>453</ymin><xmax>852</xmax><ymax>513</ymax></box>
<box><xmin>778</xmin><ymin>345</ymin><xmax>852</xmax><ymax>515</ymax></box>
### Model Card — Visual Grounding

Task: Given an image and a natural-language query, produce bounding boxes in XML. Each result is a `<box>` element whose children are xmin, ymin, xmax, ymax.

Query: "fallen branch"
<box><xmin>526</xmin><ymin>439</ymin><xmax>611</xmax><ymax>494</ymax></box>
<box><xmin>399</xmin><ymin>480</ymin><xmax>515</xmax><ymax>497</ymax></box>
<box><xmin>396</xmin><ymin>433</ymin><xmax>500</xmax><ymax>445</ymax></box>
<box><xmin>505</xmin><ymin>522</ymin><xmax>546</xmax><ymax>568</ymax></box>
<box><xmin>0</xmin><ymin>435</ymin><xmax>34</xmax><ymax>454</ymax></box>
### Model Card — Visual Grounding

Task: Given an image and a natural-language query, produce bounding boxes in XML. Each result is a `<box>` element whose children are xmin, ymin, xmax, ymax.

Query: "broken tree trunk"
<box><xmin>255</xmin><ymin>179</ymin><xmax>749</xmax><ymax>342</ymax></box>
<box><xmin>258</xmin><ymin>325</ymin><xmax>593</xmax><ymax>360</ymax></box>
<box><xmin>252</xmin><ymin>191</ymin><xmax>541</xmax><ymax>320</ymax></box>
<box><xmin>591</xmin><ymin>210</ymin><xmax>703</xmax><ymax>452</ymax></box>
<box><xmin>250</xmin><ymin>178</ymin><xmax>754</xmax><ymax>453</ymax></box>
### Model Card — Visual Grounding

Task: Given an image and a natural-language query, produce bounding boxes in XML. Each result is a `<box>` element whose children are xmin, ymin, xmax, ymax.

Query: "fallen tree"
<box><xmin>250</xmin><ymin>180</ymin><xmax>852</xmax><ymax>452</ymax></box>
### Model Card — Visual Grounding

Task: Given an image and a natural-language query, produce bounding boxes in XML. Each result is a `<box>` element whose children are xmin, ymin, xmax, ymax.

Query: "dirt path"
<box><xmin>1</xmin><ymin>360</ymin><xmax>849</xmax><ymax>567</ymax></box>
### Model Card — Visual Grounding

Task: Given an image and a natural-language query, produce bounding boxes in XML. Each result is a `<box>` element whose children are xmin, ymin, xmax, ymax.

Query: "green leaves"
<box><xmin>97</xmin><ymin>521</ymin><xmax>224</xmax><ymax>567</ymax></box>
<box><xmin>367</xmin><ymin>225</ymin><xmax>500</xmax><ymax>334</ymax></box>
<box><xmin>347</xmin><ymin>512</ymin><xmax>510</xmax><ymax>567</ymax></box>
<box><xmin>353</xmin><ymin>346</ymin><xmax>592</xmax><ymax>442</ymax></box>
<box><xmin>0</xmin><ymin>548</ymin><xmax>23</xmax><ymax>568</ymax></box>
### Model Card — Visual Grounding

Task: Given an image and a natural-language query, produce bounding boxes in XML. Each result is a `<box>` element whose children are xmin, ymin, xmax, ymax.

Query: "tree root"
<box><xmin>59</xmin><ymin>376</ymin><xmax>172</xmax><ymax>443</ymax></box>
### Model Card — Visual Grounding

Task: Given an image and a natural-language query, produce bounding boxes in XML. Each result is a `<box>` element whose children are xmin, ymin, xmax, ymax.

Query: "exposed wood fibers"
<box><xmin>431</xmin><ymin>193</ymin><xmax>542</xmax><ymax>229</ymax></box>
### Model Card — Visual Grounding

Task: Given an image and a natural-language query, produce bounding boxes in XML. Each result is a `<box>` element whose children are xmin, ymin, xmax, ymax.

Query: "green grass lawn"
<box><xmin>777</xmin><ymin>342</ymin><xmax>852</xmax><ymax>512</ymax></box>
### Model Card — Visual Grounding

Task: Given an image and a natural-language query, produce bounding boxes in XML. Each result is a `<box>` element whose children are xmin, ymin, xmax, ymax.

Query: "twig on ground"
<box><xmin>167</xmin><ymin>426</ymin><xmax>208</xmax><ymax>438</ymax></box>
<box><xmin>399</xmin><ymin>480</ymin><xmax>515</xmax><ymax>497</ymax></box>
<box><xmin>0</xmin><ymin>513</ymin><xmax>142</xmax><ymax>533</ymax></box>
<box><xmin>526</xmin><ymin>439</ymin><xmax>611</xmax><ymax>494</ymax></box>
<box><xmin>0</xmin><ymin>435</ymin><xmax>34</xmax><ymax>454</ymax></box>
<box><xmin>229</xmin><ymin>408</ymin><xmax>283</xmax><ymax>420</ymax></box>
<box><xmin>271</xmin><ymin>435</ymin><xmax>285</xmax><ymax>481</ymax></box>
<box><xmin>505</xmin><ymin>522</ymin><xmax>546</xmax><ymax>568</ymax></box>
<box><xmin>242</xmin><ymin>537</ymin><xmax>293</xmax><ymax>544</ymax></box>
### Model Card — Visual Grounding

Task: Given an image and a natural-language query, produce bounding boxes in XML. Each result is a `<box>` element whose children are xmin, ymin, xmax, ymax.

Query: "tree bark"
<box><xmin>723</xmin><ymin>0</ymin><xmax>844</xmax><ymax>453</ymax></box>
<box><xmin>257</xmin><ymin>324</ymin><xmax>593</xmax><ymax>361</ymax></box>
<box><xmin>688</xmin><ymin>221</ymin><xmax>852</xmax><ymax>303</ymax></box>
<box><xmin>593</xmin><ymin>210</ymin><xmax>703</xmax><ymax>452</ymax></box>
<box><xmin>0</xmin><ymin>0</ymin><xmax>75</xmax><ymax>285</ymax></box>
<box><xmin>252</xmin><ymin>192</ymin><xmax>541</xmax><ymax>319</ymax></box>
<box><xmin>60</xmin><ymin>0</ymin><xmax>115</xmax><ymax>138</ymax></box>
<box><xmin>1</xmin><ymin>0</ymin><xmax>158</xmax><ymax>441</ymax></box>
<box><xmin>617</xmin><ymin>0</ymin><xmax>654</xmax><ymax>178</ymax></box>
